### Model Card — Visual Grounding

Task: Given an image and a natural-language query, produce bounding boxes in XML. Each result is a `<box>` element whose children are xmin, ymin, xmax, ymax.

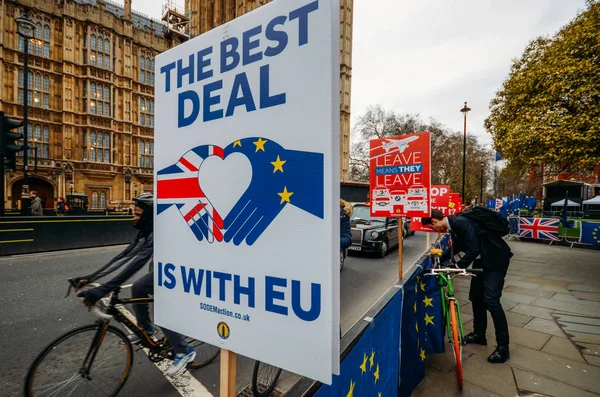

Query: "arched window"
<box><xmin>35</xmin><ymin>73</ymin><xmax>41</xmax><ymax>90</ymax></box>
<box><xmin>97</xmin><ymin>36</ymin><xmax>103</xmax><ymax>52</ymax></box>
<box><xmin>139</xmin><ymin>140</ymin><xmax>154</xmax><ymax>169</ymax></box>
<box><xmin>35</xmin><ymin>22</ymin><xmax>42</xmax><ymax>39</ymax></box>
<box><xmin>139</xmin><ymin>97</ymin><xmax>154</xmax><ymax>127</ymax></box>
<box><xmin>92</xmin><ymin>192</ymin><xmax>98</xmax><ymax>208</ymax></box>
<box><xmin>18</xmin><ymin>70</ymin><xmax>24</xmax><ymax>86</ymax></box>
<box><xmin>85</xmin><ymin>130</ymin><xmax>111</xmax><ymax>163</ymax></box>
<box><xmin>91</xmin><ymin>34</ymin><xmax>96</xmax><ymax>49</ymax></box>
<box><xmin>20</xmin><ymin>124</ymin><xmax>51</xmax><ymax>159</ymax></box>
<box><xmin>43</xmin><ymin>24</ymin><xmax>50</xmax><ymax>41</ymax></box>
<box><xmin>140</xmin><ymin>54</ymin><xmax>155</xmax><ymax>86</ymax></box>
<box><xmin>100</xmin><ymin>192</ymin><xmax>106</xmax><ymax>209</ymax></box>
<box><xmin>105</xmin><ymin>38</ymin><xmax>110</xmax><ymax>54</ymax></box>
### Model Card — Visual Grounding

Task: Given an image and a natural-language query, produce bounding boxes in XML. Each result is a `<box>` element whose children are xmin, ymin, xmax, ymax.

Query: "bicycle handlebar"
<box><xmin>425</xmin><ymin>267</ymin><xmax>483</xmax><ymax>277</ymax></box>
<box><xmin>66</xmin><ymin>278</ymin><xmax>114</xmax><ymax>320</ymax></box>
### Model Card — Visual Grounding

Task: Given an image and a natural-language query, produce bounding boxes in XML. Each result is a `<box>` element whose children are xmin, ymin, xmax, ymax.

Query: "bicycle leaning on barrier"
<box><xmin>23</xmin><ymin>278</ymin><xmax>282</xmax><ymax>397</ymax></box>
<box><xmin>424</xmin><ymin>248</ymin><xmax>482</xmax><ymax>391</ymax></box>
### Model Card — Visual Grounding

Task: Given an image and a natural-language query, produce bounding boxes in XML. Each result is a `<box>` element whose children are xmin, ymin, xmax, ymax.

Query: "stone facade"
<box><xmin>0</xmin><ymin>0</ymin><xmax>353</xmax><ymax>211</ymax></box>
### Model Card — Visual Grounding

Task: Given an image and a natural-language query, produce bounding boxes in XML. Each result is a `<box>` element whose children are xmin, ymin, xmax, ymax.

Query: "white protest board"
<box><xmin>153</xmin><ymin>0</ymin><xmax>340</xmax><ymax>383</ymax></box>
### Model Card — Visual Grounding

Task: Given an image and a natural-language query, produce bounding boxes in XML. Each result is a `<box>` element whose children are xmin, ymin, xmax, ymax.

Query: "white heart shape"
<box><xmin>197</xmin><ymin>152</ymin><xmax>252</xmax><ymax>219</ymax></box>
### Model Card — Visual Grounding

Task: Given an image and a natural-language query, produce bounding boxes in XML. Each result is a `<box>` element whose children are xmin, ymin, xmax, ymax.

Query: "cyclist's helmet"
<box><xmin>133</xmin><ymin>193</ymin><xmax>154</xmax><ymax>234</ymax></box>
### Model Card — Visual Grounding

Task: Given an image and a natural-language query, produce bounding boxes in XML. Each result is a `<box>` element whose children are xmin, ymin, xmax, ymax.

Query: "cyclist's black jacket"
<box><xmin>85</xmin><ymin>230</ymin><xmax>153</xmax><ymax>295</ymax></box>
<box><xmin>447</xmin><ymin>215</ymin><xmax>512</xmax><ymax>271</ymax></box>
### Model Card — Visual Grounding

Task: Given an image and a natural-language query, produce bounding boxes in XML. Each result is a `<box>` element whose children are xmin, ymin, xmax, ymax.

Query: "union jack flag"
<box><xmin>519</xmin><ymin>217</ymin><xmax>559</xmax><ymax>241</ymax></box>
<box><xmin>156</xmin><ymin>145</ymin><xmax>224</xmax><ymax>243</ymax></box>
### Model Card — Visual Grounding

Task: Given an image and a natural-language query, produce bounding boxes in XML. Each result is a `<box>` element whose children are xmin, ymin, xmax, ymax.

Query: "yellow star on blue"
<box><xmin>369</xmin><ymin>350</ymin><xmax>375</xmax><ymax>370</ymax></box>
<box><xmin>346</xmin><ymin>379</ymin><xmax>355</xmax><ymax>397</ymax></box>
<box><xmin>373</xmin><ymin>363</ymin><xmax>380</xmax><ymax>384</ymax></box>
<box><xmin>420</xmin><ymin>280</ymin><xmax>426</xmax><ymax>292</ymax></box>
<box><xmin>420</xmin><ymin>348</ymin><xmax>426</xmax><ymax>361</ymax></box>
<box><xmin>359</xmin><ymin>352</ymin><xmax>367</xmax><ymax>373</ymax></box>
<box><xmin>277</xmin><ymin>187</ymin><xmax>293</xmax><ymax>204</ymax></box>
<box><xmin>425</xmin><ymin>313</ymin><xmax>435</xmax><ymax>325</ymax></box>
<box><xmin>233</xmin><ymin>140</ymin><xmax>242</xmax><ymax>147</ymax></box>
<box><xmin>423</xmin><ymin>296</ymin><xmax>433</xmax><ymax>307</ymax></box>
<box><xmin>271</xmin><ymin>155</ymin><xmax>286</xmax><ymax>173</ymax></box>
<box><xmin>253</xmin><ymin>137</ymin><xmax>267</xmax><ymax>152</ymax></box>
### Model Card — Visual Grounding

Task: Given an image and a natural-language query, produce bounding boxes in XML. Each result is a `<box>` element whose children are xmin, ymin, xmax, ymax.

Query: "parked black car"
<box><xmin>348</xmin><ymin>204</ymin><xmax>411</xmax><ymax>257</ymax></box>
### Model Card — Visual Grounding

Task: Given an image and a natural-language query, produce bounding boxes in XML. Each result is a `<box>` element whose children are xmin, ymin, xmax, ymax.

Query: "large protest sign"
<box><xmin>369</xmin><ymin>132</ymin><xmax>431</xmax><ymax>218</ymax></box>
<box><xmin>153</xmin><ymin>0</ymin><xmax>340</xmax><ymax>383</ymax></box>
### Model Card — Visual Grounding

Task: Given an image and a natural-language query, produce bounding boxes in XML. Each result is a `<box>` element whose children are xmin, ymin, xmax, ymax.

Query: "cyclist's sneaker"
<box><xmin>127</xmin><ymin>327</ymin><xmax>156</xmax><ymax>344</ymax></box>
<box><xmin>165</xmin><ymin>345</ymin><xmax>196</xmax><ymax>376</ymax></box>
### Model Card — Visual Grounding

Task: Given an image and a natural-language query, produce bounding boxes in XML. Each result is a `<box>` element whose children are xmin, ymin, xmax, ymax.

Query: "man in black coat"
<box><xmin>423</xmin><ymin>208</ymin><xmax>512</xmax><ymax>363</ymax></box>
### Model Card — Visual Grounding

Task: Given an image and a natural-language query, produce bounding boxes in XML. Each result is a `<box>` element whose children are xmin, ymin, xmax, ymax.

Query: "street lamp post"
<box><xmin>16</xmin><ymin>10</ymin><xmax>35</xmax><ymax>212</ymax></box>
<box><xmin>480</xmin><ymin>162</ymin><xmax>484</xmax><ymax>205</ymax></box>
<box><xmin>70</xmin><ymin>181</ymin><xmax>74</xmax><ymax>196</ymax></box>
<box><xmin>460</xmin><ymin>102</ymin><xmax>471</xmax><ymax>202</ymax></box>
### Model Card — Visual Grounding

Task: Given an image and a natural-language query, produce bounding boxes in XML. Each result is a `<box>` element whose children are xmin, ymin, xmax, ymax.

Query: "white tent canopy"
<box><xmin>582</xmin><ymin>196</ymin><xmax>600</xmax><ymax>205</ymax></box>
<box><xmin>550</xmin><ymin>199</ymin><xmax>580</xmax><ymax>207</ymax></box>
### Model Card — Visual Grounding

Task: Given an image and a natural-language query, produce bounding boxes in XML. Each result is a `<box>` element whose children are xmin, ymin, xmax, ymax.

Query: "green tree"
<box><xmin>485</xmin><ymin>0</ymin><xmax>600</xmax><ymax>174</ymax></box>
<box><xmin>350</xmin><ymin>105</ymin><xmax>493</xmax><ymax>203</ymax></box>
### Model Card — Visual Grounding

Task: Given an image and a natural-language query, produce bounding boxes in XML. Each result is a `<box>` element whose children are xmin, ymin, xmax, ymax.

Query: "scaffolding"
<box><xmin>161</xmin><ymin>0</ymin><xmax>190</xmax><ymax>40</ymax></box>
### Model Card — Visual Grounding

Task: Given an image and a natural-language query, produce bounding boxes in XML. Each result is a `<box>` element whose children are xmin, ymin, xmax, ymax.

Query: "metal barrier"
<box><xmin>0</xmin><ymin>215</ymin><xmax>137</xmax><ymax>256</ymax></box>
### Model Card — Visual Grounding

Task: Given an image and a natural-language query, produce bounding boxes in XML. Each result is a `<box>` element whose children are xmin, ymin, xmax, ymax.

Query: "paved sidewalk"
<box><xmin>413</xmin><ymin>240</ymin><xmax>600</xmax><ymax>397</ymax></box>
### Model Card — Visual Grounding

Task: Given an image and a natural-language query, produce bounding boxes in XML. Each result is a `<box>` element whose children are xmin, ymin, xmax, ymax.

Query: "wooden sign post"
<box><xmin>220</xmin><ymin>349</ymin><xmax>236</xmax><ymax>397</ymax></box>
<box><xmin>399</xmin><ymin>218</ymin><xmax>404</xmax><ymax>280</ymax></box>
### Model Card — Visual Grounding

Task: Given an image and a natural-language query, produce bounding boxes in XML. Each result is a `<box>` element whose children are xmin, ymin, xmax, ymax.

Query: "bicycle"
<box><xmin>424</xmin><ymin>248</ymin><xmax>482</xmax><ymax>390</ymax></box>
<box><xmin>24</xmin><ymin>278</ymin><xmax>282</xmax><ymax>397</ymax></box>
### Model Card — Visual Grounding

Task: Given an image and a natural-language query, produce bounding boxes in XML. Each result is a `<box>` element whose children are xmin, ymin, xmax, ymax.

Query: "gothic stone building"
<box><xmin>0</xmin><ymin>0</ymin><xmax>353</xmax><ymax>211</ymax></box>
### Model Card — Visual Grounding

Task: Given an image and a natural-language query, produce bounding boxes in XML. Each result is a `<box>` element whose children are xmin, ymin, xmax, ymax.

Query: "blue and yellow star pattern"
<box><xmin>313</xmin><ymin>292</ymin><xmax>402</xmax><ymax>397</ymax></box>
<box><xmin>580</xmin><ymin>222</ymin><xmax>600</xmax><ymax>246</ymax></box>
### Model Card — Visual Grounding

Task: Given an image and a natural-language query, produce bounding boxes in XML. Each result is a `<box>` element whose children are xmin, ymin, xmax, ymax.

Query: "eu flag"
<box><xmin>399</xmin><ymin>266</ymin><xmax>427</xmax><ymax>397</ymax></box>
<box><xmin>580</xmin><ymin>222</ymin><xmax>600</xmax><ymax>246</ymax></box>
<box><xmin>313</xmin><ymin>291</ymin><xmax>402</xmax><ymax>397</ymax></box>
<box><xmin>422</xmin><ymin>269</ymin><xmax>444</xmax><ymax>355</ymax></box>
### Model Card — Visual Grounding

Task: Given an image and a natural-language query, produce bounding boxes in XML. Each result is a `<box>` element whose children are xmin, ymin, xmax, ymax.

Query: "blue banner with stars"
<box><xmin>580</xmin><ymin>221</ymin><xmax>600</xmax><ymax>246</ymax></box>
<box><xmin>398</xmin><ymin>248</ymin><xmax>445</xmax><ymax>396</ymax></box>
<box><xmin>313</xmin><ymin>290</ymin><xmax>403</xmax><ymax>397</ymax></box>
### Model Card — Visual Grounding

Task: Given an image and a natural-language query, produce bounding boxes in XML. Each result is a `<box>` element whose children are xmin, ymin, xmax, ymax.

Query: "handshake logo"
<box><xmin>157</xmin><ymin>137</ymin><xmax>324</xmax><ymax>246</ymax></box>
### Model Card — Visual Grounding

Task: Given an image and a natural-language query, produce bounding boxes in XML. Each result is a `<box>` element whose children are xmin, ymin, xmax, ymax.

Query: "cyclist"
<box><xmin>73</xmin><ymin>193</ymin><xmax>196</xmax><ymax>375</ymax></box>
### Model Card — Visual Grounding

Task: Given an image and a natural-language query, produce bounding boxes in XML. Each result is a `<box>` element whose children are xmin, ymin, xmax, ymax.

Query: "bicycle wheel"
<box><xmin>252</xmin><ymin>361</ymin><xmax>282</xmax><ymax>397</ymax></box>
<box><xmin>448</xmin><ymin>300</ymin><xmax>463</xmax><ymax>390</ymax></box>
<box><xmin>186</xmin><ymin>338</ymin><xmax>220</xmax><ymax>369</ymax></box>
<box><xmin>25</xmin><ymin>324</ymin><xmax>134</xmax><ymax>397</ymax></box>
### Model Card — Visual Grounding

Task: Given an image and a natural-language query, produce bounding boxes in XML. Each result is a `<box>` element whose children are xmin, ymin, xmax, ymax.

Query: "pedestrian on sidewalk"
<box><xmin>30</xmin><ymin>191</ymin><xmax>43</xmax><ymax>216</ymax></box>
<box><xmin>422</xmin><ymin>208</ymin><xmax>513</xmax><ymax>363</ymax></box>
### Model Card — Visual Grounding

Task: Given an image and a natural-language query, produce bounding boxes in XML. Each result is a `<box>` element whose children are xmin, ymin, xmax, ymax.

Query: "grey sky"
<box><xmin>122</xmin><ymin>0</ymin><xmax>588</xmax><ymax>148</ymax></box>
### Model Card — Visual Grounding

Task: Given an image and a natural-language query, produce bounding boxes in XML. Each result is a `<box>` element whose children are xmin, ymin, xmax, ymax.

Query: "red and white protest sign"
<box><xmin>369</xmin><ymin>132</ymin><xmax>431</xmax><ymax>218</ymax></box>
<box><xmin>410</xmin><ymin>185</ymin><xmax>451</xmax><ymax>232</ymax></box>
<box><xmin>448</xmin><ymin>193</ymin><xmax>463</xmax><ymax>215</ymax></box>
